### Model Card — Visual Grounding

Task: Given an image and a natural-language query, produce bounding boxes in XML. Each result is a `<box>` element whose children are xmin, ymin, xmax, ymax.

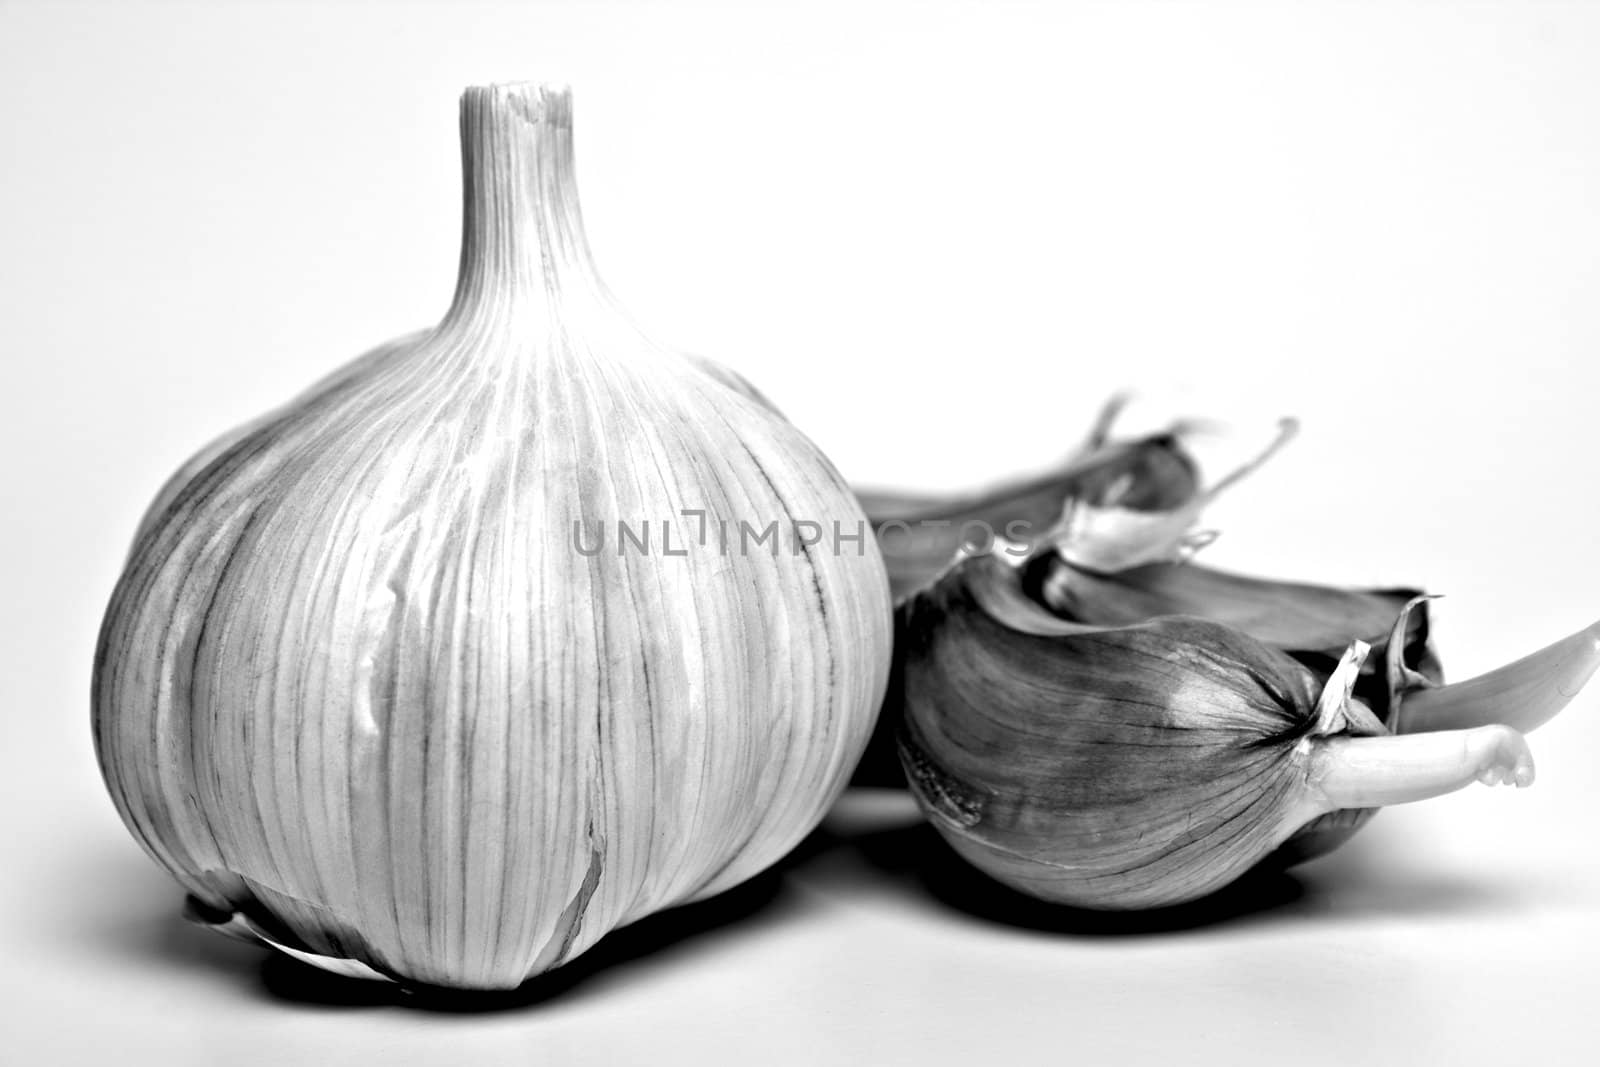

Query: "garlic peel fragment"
<box><xmin>1394</xmin><ymin>617</ymin><xmax>1600</xmax><ymax>735</ymax></box>
<box><xmin>184</xmin><ymin>897</ymin><xmax>393</xmax><ymax>983</ymax></box>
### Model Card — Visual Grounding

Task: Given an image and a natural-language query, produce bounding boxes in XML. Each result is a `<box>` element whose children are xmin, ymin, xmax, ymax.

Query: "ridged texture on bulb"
<box><xmin>92</xmin><ymin>83</ymin><xmax>892</xmax><ymax>990</ymax></box>
<box><xmin>895</xmin><ymin>551</ymin><xmax>1380</xmax><ymax>910</ymax></box>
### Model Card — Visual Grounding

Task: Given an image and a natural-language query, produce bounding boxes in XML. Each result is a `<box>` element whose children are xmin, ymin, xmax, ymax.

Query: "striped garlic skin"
<box><xmin>895</xmin><ymin>553</ymin><xmax>1334</xmax><ymax>910</ymax></box>
<box><xmin>92</xmin><ymin>84</ymin><xmax>892</xmax><ymax>990</ymax></box>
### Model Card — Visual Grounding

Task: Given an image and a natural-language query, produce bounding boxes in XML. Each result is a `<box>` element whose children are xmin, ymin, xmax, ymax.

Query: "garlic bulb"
<box><xmin>894</xmin><ymin>547</ymin><xmax>1595</xmax><ymax>910</ymax></box>
<box><xmin>92</xmin><ymin>82</ymin><xmax>892</xmax><ymax>989</ymax></box>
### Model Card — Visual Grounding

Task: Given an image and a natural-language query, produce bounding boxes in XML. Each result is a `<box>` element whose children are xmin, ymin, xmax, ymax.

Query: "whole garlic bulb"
<box><xmin>93</xmin><ymin>83</ymin><xmax>892</xmax><ymax>989</ymax></box>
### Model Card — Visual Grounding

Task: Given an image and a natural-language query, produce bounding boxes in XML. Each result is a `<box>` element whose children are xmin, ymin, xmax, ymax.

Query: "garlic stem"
<box><xmin>444</xmin><ymin>83</ymin><xmax>600</xmax><ymax>331</ymax></box>
<box><xmin>1305</xmin><ymin>724</ymin><xmax>1533</xmax><ymax>814</ymax></box>
<box><xmin>1396</xmin><ymin>619</ymin><xmax>1600</xmax><ymax>735</ymax></box>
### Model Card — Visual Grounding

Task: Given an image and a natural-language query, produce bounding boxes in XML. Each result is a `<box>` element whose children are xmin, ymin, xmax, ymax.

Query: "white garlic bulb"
<box><xmin>93</xmin><ymin>82</ymin><xmax>892</xmax><ymax>990</ymax></box>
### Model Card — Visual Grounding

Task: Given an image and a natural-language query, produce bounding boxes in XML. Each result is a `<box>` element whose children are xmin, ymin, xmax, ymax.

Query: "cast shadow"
<box><xmin>260</xmin><ymin>866</ymin><xmax>796</xmax><ymax>1012</ymax></box>
<box><xmin>86</xmin><ymin>793</ymin><xmax>1525</xmax><ymax>1011</ymax></box>
<box><xmin>795</xmin><ymin>799</ymin><xmax>1528</xmax><ymax>936</ymax></box>
<box><xmin>82</xmin><ymin>841</ymin><xmax>802</xmax><ymax>1013</ymax></box>
<box><xmin>797</xmin><ymin>816</ymin><xmax>1309</xmax><ymax>936</ymax></box>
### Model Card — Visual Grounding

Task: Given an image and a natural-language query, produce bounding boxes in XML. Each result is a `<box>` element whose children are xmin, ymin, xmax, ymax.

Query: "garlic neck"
<box><xmin>442</xmin><ymin>82</ymin><xmax>604</xmax><ymax>333</ymax></box>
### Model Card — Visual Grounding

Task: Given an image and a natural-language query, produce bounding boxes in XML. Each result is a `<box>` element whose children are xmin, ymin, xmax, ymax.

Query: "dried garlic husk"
<box><xmin>92</xmin><ymin>83</ymin><xmax>892</xmax><ymax>989</ymax></box>
<box><xmin>894</xmin><ymin>548</ymin><xmax>1594</xmax><ymax>910</ymax></box>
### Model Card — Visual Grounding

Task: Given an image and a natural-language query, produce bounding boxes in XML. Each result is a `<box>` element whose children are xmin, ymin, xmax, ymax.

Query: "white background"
<box><xmin>3</xmin><ymin>0</ymin><xmax>1599</xmax><ymax>1063</ymax></box>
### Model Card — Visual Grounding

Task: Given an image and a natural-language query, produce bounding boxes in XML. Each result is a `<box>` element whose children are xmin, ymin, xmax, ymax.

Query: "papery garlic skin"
<box><xmin>93</xmin><ymin>83</ymin><xmax>892</xmax><ymax>990</ymax></box>
<box><xmin>1037</xmin><ymin>557</ymin><xmax>1443</xmax><ymax>727</ymax></box>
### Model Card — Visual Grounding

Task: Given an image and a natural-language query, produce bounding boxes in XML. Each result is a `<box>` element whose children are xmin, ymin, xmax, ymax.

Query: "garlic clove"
<box><xmin>893</xmin><ymin>547</ymin><xmax>1544</xmax><ymax>911</ymax></box>
<box><xmin>896</xmin><ymin>549</ymin><xmax>1325</xmax><ymax>909</ymax></box>
<box><xmin>857</xmin><ymin>394</ymin><xmax>1269</xmax><ymax>601</ymax></box>
<box><xmin>129</xmin><ymin>333</ymin><xmax>422</xmax><ymax>553</ymax></box>
<box><xmin>857</xmin><ymin>452</ymin><xmax>1110</xmax><ymax>603</ymax></box>
<box><xmin>1390</xmin><ymin>616</ymin><xmax>1600</xmax><ymax>735</ymax></box>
